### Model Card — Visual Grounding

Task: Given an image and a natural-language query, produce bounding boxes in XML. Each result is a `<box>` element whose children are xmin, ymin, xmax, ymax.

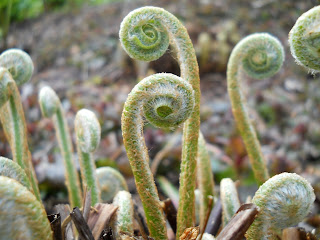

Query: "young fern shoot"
<box><xmin>39</xmin><ymin>86</ymin><xmax>82</xmax><ymax>207</ymax></box>
<box><xmin>112</xmin><ymin>190</ymin><xmax>134</xmax><ymax>240</ymax></box>
<box><xmin>120</xmin><ymin>7</ymin><xmax>201</xmax><ymax>237</ymax></box>
<box><xmin>0</xmin><ymin>176</ymin><xmax>53</xmax><ymax>240</ymax></box>
<box><xmin>220</xmin><ymin>178</ymin><xmax>241</xmax><ymax>227</ymax></box>
<box><xmin>227</xmin><ymin>33</ymin><xmax>284</xmax><ymax>185</ymax></box>
<box><xmin>96</xmin><ymin>166</ymin><xmax>128</xmax><ymax>203</ymax></box>
<box><xmin>0</xmin><ymin>49</ymin><xmax>41</xmax><ymax>200</ymax></box>
<box><xmin>289</xmin><ymin>6</ymin><xmax>320</xmax><ymax>72</ymax></box>
<box><xmin>121</xmin><ymin>73</ymin><xmax>195</xmax><ymax>240</ymax></box>
<box><xmin>75</xmin><ymin>109</ymin><xmax>101</xmax><ymax>206</ymax></box>
<box><xmin>246</xmin><ymin>173</ymin><xmax>315</xmax><ymax>240</ymax></box>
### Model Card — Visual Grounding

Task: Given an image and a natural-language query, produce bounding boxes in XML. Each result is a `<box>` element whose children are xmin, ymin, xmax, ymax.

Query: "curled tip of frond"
<box><xmin>119</xmin><ymin>6</ymin><xmax>170</xmax><ymax>62</ymax></box>
<box><xmin>0</xmin><ymin>49</ymin><xmax>34</xmax><ymax>86</ymax></box>
<box><xmin>289</xmin><ymin>6</ymin><xmax>320</xmax><ymax>72</ymax></box>
<box><xmin>230</xmin><ymin>33</ymin><xmax>284</xmax><ymax>79</ymax></box>
<box><xmin>0</xmin><ymin>157</ymin><xmax>32</xmax><ymax>192</ymax></box>
<box><xmin>96</xmin><ymin>167</ymin><xmax>128</xmax><ymax>203</ymax></box>
<box><xmin>123</xmin><ymin>73</ymin><xmax>195</xmax><ymax>129</ymax></box>
<box><xmin>38</xmin><ymin>86</ymin><xmax>60</xmax><ymax>118</ymax></box>
<box><xmin>75</xmin><ymin>109</ymin><xmax>101</xmax><ymax>153</ymax></box>
<box><xmin>246</xmin><ymin>172</ymin><xmax>315</xmax><ymax>240</ymax></box>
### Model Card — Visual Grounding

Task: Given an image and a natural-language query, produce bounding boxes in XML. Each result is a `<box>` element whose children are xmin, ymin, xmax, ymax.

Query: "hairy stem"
<box><xmin>227</xmin><ymin>33</ymin><xmax>284</xmax><ymax>185</ymax></box>
<box><xmin>119</xmin><ymin>7</ymin><xmax>201</xmax><ymax>237</ymax></box>
<box><xmin>121</xmin><ymin>73</ymin><xmax>194</xmax><ymax>239</ymax></box>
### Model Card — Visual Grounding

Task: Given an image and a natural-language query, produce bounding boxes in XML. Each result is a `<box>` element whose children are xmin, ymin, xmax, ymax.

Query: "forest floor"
<box><xmin>1</xmin><ymin>0</ymin><xmax>320</xmax><ymax>223</ymax></box>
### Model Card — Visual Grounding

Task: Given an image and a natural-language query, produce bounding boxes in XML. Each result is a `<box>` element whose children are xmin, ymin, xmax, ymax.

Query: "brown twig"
<box><xmin>216</xmin><ymin>203</ymin><xmax>258</xmax><ymax>240</ymax></box>
<box><xmin>198</xmin><ymin>196</ymin><xmax>213</xmax><ymax>240</ymax></box>
<box><xmin>48</xmin><ymin>213</ymin><xmax>62</xmax><ymax>240</ymax></box>
<box><xmin>70</xmin><ymin>207</ymin><xmax>95</xmax><ymax>240</ymax></box>
<box><xmin>162</xmin><ymin>198</ymin><xmax>177</xmax><ymax>234</ymax></box>
<box><xmin>204</xmin><ymin>199</ymin><xmax>222</xmax><ymax>236</ymax></box>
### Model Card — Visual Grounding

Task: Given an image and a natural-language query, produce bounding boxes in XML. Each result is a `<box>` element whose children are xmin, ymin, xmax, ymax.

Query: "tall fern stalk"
<box><xmin>39</xmin><ymin>86</ymin><xmax>82</xmax><ymax>207</ymax></box>
<box><xmin>119</xmin><ymin>7</ymin><xmax>201</xmax><ymax>238</ymax></box>
<box><xmin>121</xmin><ymin>73</ymin><xmax>195</xmax><ymax>240</ymax></box>
<box><xmin>227</xmin><ymin>33</ymin><xmax>284</xmax><ymax>185</ymax></box>
<box><xmin>0</xmin><ymin>49</ymin><xmax>41</xmax><ymax>200</ymax></box>
<box><xmin>75</xmin><ymin>109</ymin><xmax>101</xmax><ymax>205</ymax></box>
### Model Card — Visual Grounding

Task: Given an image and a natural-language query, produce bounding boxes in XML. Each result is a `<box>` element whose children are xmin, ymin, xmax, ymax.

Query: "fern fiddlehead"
<box><xmin>246</xmin><ymin>173</ymin><xmax>315</xmax><ymax>240</ymax></box>
<box><xmin>75</xmin><ymin>109</ymin><xmax>101</xmax><ymax>206</ymax></box>
<box><xmin>121</xmin><ymin>73</ymin><xmax>195</xmax><ymax>239</ymax></box>
<box><xmin>0</xmin><ymin>176</ymin><xmax>53</xmax><ymax>239</ymax></box>
<box><xmin>112</xmin><ymin>190</ymin><xmax>134</xmax><ymax>240</ymax></box>
<box><xmin>96</xmin><ymin>166</ymin><xmax>128</xmax><ymax>203</ymax></box>
<box><xmin>0</xmin><ymin>49</ymin><xmax>41</xmax><ymax>200</ymax></box>
<box><xmin>120</xmin><ymin>7</ymin><xmax>201</xmax><ymax>237</ymax></box>
<box><xmin>39</xmin><ymin>86</ymin><xmax>82</xmax><ymax>207</ymax></box>
<box><xmin>289</xmin><ymin>6</ymin><xmax>320</xmax><ymax>72</ymax></box>
<box><xmin>220</xmin><ymin>178</ymin><xmax>241</xmax><ymax>227</ymax></box>
<box><xmin>227</xmin><ymin>33</ymin><xmax>284</xmax><ymax>185</ymax></box>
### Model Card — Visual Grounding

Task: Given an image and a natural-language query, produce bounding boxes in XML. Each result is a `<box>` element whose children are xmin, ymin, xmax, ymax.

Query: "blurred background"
<box><xmin>1</xmin><ymin>0</ymin><xmax>320</xmax><ymax>210</ymax></box>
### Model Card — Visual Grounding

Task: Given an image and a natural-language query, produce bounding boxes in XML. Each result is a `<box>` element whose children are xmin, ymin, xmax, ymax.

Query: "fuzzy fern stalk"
<box><xmin>113</xmin><ymin>190</ymin><xmax>134</xmax><ymax>240</ymax></box>
<box><xmin>289</xmin><ymin>6</ymin><xmax>320</xmax><ymax>72</ymax></box>
<box><xmin>197</xmin><ymin>132</ymin><xmax>215</xmax><ymax>228</ymax></box>
<box><xmin>0</xmin><ymin>49</ymin><xmax>41</xmax><ymax>201</ymax></box>
<box><xmin>220</xmin><ymin>178</ymin><xmax>241</xmax><ymax>227</ymax></box>
<box><xmin>0</xmin><ymin>176</ymin><xmax>53</xmax><ymax>239</ymax></box>
<box><xmin>0</xmin><ymin>156</ymin><xmax>32</xmax><ymax>191</ymax></box>
<box><xmin>121</xmin><ymin>73</ymin><xmax>195</xmax><ymax>240</ymax></box>
<box><xmin>39</xmin><ymin>86</ymin><xmax>82</xmax><ymax>207</ymax></box>
<box><xmin>120</xmin><ymin>7</ymin><xmax>201</xmax><ymax>237</ymax></box>
<box><xmin>246</xmin><ymin>173</ymin><xmax>315</xmax><ymax>240</ymax></box>
<box><xmin>227</xmin><ymin>33</ymin><xmax>284</xmax><ymax>185</ymax></box>
<box><xmin>75</xmin><ymin>109</ymin><xmax>101</xmax><ymax>206</ymax></box>
<box><xmin>96</xmin><ymin>166</ymin><xmax>128</xmax><ymax>203</ymax></box>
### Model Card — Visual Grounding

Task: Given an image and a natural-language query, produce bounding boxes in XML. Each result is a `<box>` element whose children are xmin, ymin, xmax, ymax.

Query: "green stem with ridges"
<box><xmin>0</xmin><ymin>49</ymin><xmax>41</xmax><ymax>201</ymax></box>
<box><xmin>197</xmin><ymin>132</ymin><xmax>215</xmax><ymax>229</ymax></box>
<box><xmin>220</xmin><ymin>178</ymin><xmax>240</xmax><ymax>227</ymax></box>
<box><xmin>0</xmin><ymin>176</ymin><xmax>53</xmax><ymax>240</ymax></box>
<box><xmin>96</xmin><ymin>166</ymin><xmax>128</xmax><ymax>203</ymax></box>
<box><xmin>119</xmin><ymin>7</ymin><xmax>201</xmax><ymax>237</ymax></box>
<box><xmin>121</xmin><ymin>73</ymin><xmax>195</xmax><ymax>240</ymax></box>
<box><xmin>246</xmin><ymin>173</ymin><xmax>315</xmax><ymax>240</ymax></box>
<box><xmin>289</xmin><ymin>6</ymin><xmax>320</xmax><ymax>72</ymax></box>
<box><xmin>75</xmin><ymin>109</ymin><xmax>101</xmax><ymax>206</ymax></box>
<box><xmin>39</xmin><ymin>86</ymin><xmax>82</xmax><ymax>207</ymax></box>
<box><xmin>227</xmin><ymin>33</ymin><xmax>284</xmax><ymax>185</ymax></box>
<box><xmin>113</xmin><ymin>190</ymin><xmax>134</xmax><ymax>240</ymax></box>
